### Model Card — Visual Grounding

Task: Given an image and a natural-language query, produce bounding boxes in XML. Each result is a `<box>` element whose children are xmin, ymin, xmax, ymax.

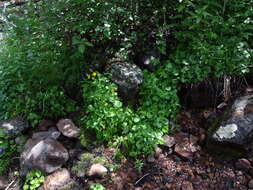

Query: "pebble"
<box><xmin>181</xmin><ymin>181</ymin><xmax>194</xmax><ymax>190</ymax></box>
<box><xmin>235</xmin><ymin>158</ymin><xmax>252</xmax><ymax>171</ymax></box>
<box><xmin>147</xmin><ymin>155</ymin><xmax>156</xmax><ymax>163</ymax></box>
<box><xmin>88</xmin><ymin>164</ymin><xmax>108</xmax><ymax>177</ymax></box>
<box><xmin>163</xmin><ymin>135</ymin><xmax>175</xmax><ymax>148</ymax></box>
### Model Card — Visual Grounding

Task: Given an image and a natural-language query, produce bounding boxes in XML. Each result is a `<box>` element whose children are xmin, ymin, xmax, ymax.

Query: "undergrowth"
<box><xmin>0</xmin><ymin>0</ymin><xmax>252</xmax><ymax>158</ymax></box>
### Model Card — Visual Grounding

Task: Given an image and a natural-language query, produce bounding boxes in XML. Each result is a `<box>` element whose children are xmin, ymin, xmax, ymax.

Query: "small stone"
<box><xmin>88</xmin><ymin>164</ymin><xmax>108</xmax><ymax>177</ymax></box>
<box><xmin>56</xmin><ymin>119</ymin><xmax>80</xmax><ymax>138</ymax></box>
<box><xmin>43</xmin><ymin>168</ymin><xmax>76</xmax><ymax>190</ymax></box>
<box><xmin>154</xmin><ymin>147</ymin><xmax>163</xmax><ymax>158</ymax></box>
<box><xmin>235</xmin><ymin>158</ymin><xmax>251</xmax><ymax>172</ymax></box>
<box><xmin>174</xmin><ymin>133</ymin><xmax>199</xmax><ymax>160</ymax></box>
<box><xmin>163</xmin><ymin>135</ymin><xmax>175</xmax><ymax>148</ymax></box>
<box><xmin>147</xmin><ymin>155</ymin><xmax>155</xmax><ymax>163</ymax></box>
<box><xmin>181</xmin><ymin>181</ymin><xmax>194</xmax><ymax>190</ymax></box>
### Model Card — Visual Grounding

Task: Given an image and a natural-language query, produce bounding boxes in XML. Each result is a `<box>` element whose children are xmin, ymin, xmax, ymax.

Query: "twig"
<box><xmin>5</xmin><ymin>179</ymin><xmax>15</xmax><ymax>190</ymax></box>
<box><xmin>134</xmin><ymin>173</ymin><xmax>150</xmax><ymax>185</ymax></box>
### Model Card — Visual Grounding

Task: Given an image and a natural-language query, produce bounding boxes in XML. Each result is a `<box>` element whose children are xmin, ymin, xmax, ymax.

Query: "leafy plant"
<box><xmin>81</xmin><ymin>73</ymin><xmax>178</xmax><ymax>156</ymax></box>
<box><xmin>106</xmin><ymin>164</ymin><xmax>121</xmax><ymax>172</ymax></box>
<box><xmin>0</xmin><ymin>0</ymin><xmax>252</xmax><ymax>158</ymax></box>
<box><xmin>2</xmin><ymin>86</ymin><xmax>76</xmax><ymax>127</ymax></box>
<box><xmin>134</xmin><ymin>159</ymin><xmax>144</xmax><ymax>172</ymax></box>
<box><xmin>23</xmin><ymin>170</ymin><xmax>45</xmax><ymax>190</ymax></box>
<box><xmin>0</xmin><ymin>129</ymin><xmax>17</xmax><ymax>174</ymax></box>
<box><xmin>90</xmin><ymin>183</ymin><xmax>106</xmax><ymax>190</ymax></box>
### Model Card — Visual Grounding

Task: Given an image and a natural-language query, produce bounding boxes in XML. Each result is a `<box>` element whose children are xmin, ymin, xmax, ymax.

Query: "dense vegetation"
<box><xmin>0</xmin><ymin>0</ymin><xmax>252</xmax><ymax>173</ymax></box>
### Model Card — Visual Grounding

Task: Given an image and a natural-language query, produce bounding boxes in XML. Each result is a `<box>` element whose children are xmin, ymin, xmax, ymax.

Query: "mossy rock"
<box><xmin>93</xmin><ymin>156</ymin><xmax>107</xmax><ymax>165</ymax></box>
<box><xmin>80</xmin><ymin>152</ymin><xmax>95</xmax><ymax>161</ymax></box>
<box><xmin>204</xmin><ymin>109</ymin><xmax>246</xmax><ymax>160</ymax></box>
<box><xmin>71</xmin><ymin>152</ymin><xmax>108</xmax><ymax>177</ymax></box>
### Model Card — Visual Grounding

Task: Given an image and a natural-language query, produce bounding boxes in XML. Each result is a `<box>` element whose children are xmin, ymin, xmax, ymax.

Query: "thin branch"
<box><xmin>134</xmin><ymin>173</ymin><xmax>150</xmax><ymax>185</ymax></box>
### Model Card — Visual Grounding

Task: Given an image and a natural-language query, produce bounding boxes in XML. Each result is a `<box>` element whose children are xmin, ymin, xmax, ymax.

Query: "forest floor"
<box><xmin>84</xmin><ymin>110</ymin><xmax>253</xmax><ymax>190</ymax></box>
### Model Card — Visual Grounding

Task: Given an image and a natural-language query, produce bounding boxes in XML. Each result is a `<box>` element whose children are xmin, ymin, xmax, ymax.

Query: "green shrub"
<box><xmin>0</xmin><ymin>84</ymin><xmax>76</xmax><ymax>127</ymax></box>
<box><xmin>168</xmin><ymin>0</ymin><xmax>253</xmax><ymax>82</ymax></box>
<box><xmin>90</xmin><ymin>184</ymin><xmax>106</xmax><ymax>190</ymax></box>
<box><xmin>81</xmin><ymin>73</ymin><xmax>178</xmax><ymax>156</ymax></box>
<box><xmin>23</xmin><ymin>170</ymin><xmax>45</xmax><ymax>190</ymax></box>
<box><xmin>0</xmin><ymin>129</ymin><xmax>17</xmax><ymax>174</ymax></box>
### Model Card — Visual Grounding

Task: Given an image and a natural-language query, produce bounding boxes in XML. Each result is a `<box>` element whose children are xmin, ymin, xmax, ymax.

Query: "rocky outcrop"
<box><xmin>20</xmin><ymin>136</ymin><xmax>69</xmax><ymax>175</ymax></box>
<box><xmin>211</xmin><ymin>95</ymin><xmax>253</xmax><ymax>150</ymax></box>
<box><xmin>111</xmin><ymin>62</ymin><xmax>143</xmax><ymax>104</ymax></box>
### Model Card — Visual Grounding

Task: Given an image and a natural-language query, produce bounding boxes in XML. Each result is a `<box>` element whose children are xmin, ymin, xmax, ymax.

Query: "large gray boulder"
<box><xmin>0</xmin><ymin>117</ymin><xmax>29</xmax><ymax>138</ymax></box>
<box><xmin>210</xmin><ymin>95</ymin><xmax>253</xmax><ymax>150</ymax></box>
<box><xmin>20</xmin><ymin>136</ymin><xmax>69</xmax><ymax>175</ymax></box>
<box><xmin>111</xmin><ymin>62</ymin><xmax>143</xmax><ymax>104</ymax></box>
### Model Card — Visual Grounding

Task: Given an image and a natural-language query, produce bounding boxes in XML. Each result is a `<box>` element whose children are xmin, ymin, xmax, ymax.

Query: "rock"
<box><xmin>249</xmin><ymin>179</ymin><xmax>253</xmax><ymax>189</ymax></box>
<box><xmin>43</xmin><ymin>169</ymin><xmax>76</xmax><ymax>190</ymax></box>
<box><xmin>88</xmin><ymin>164</ymin><xmax>108</xmax><ymax>177</ymax></box>
<box><xmin>56</xmin><ymin>119</ymin><xmax>80</xmax><ymax>138</ymax></box>
<box><xmin>0</xmin><ymin>176</ymin><xmax>8</xmax><ymax>189</ymax></box>
<box><xmin>154</xmin><ymin>147</ymin><xmax>163</xmax><ymax>158</ymax></box>
<box><xmin>20</xmin><ymin>136</ymin><xmax>69</xmax><ymax>175</ymax></box>
<box><xmin>110</xmin><ymin>62</ymin><xmax>143</xmax><ymax>104</ymax></box>
<box><xmin>211</xmin><ymin>95</ymin><xmax>253</xmax><ymax>150</ymax></box>
<box><xmin>32</xmin><ymin>131</ymin><xmax>60</xmax><ymax>140</ymax></box>
<box><xmin>181</xmin><ymin>181</ymin><xmax>194</xmax><ymax>190</ymax></box>
<box><xmin>174</xmin><ymin>133</ymin><xmax>200</xmax><ymax>160</ymax></box>
<box><xmin>147</xmin><ymin>155</ymin><xmax>155</xmax><ymax>163</ymax></box>
<box><xmin>72</xmin><ymin>152</ymin><xmax>94</xmax><ymax>177</ymax></box>
<box><xmin>162</xmin><ymin>135</ymin><xmax>175</xmax><ymax>148</ymax></box>
<box><xmin>0</xmin><ymin>117</ymin><xmax>29</xmax><ymax>138</ymax></box>
<box><xmin>235</xmin><ymin>158</ymin><xmax>252</xmax><ymax>172</ymax></box>
<box><xmin>71</xmin><ymin>152</ymin><xmax>108</xmax><ymax>177</ymax></box>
